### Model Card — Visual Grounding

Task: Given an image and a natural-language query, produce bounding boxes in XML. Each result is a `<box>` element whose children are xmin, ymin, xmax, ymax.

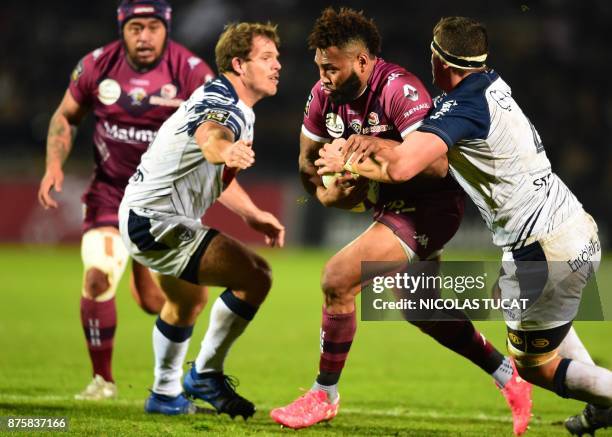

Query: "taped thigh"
<box><xmin>506</xmin><ymin>322</ymin><xmax>572</xmax><ymax>368</ymax></box>
<box><xmin>81</xmin><ymin>228</ymin><xmax>129</xmax><ymax>301</ymax></box>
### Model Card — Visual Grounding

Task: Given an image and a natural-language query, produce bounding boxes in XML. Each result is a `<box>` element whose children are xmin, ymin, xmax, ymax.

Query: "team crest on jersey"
<box><xmin>71</xmin><ymin>60</ymin><xmax>84</xmax><ymax>82</ymax></box>
<box><xmin>161</xmin><ymin>83</ymin><xmax>177</xmax><ymax>99</ymax></box>
<box><xmin>204</xmin><ymin>109</ymin><xmax>230</xmax><ymax>124</ymax></box>
<box><xmin>128</xmin><ymin>87</ymin><xmax>148</xmax><ymax>106</ymax></box>
<box><xmin>349</xmin><ymin>119</ymin><xmax>362</xmax><ymax>133</ymax></box>
<box><xmin>325</xmin><ymin>112</ymin><xmax>344</xmax><ymax>138</ymax></box>
<box><xmin>98</xmin><ymin>79</ymin><xmax>121</xmax><ymax>105</ymax></box>
<box><xmin>403</xmin><ymin>84</ymin><xmax>419</xmax><ymax>101</ymax></box>
<box><xmin>304</xmin><ymin>92</ymin><xmax>314</xmax><ymax>116</ymax></box>
<box><xmin>367</xmin><ymin>112</ymin><xmax>380</xmax><ymax>126</ymax></box>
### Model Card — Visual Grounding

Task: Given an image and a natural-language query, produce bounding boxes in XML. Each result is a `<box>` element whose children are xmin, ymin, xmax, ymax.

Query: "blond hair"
<box><xmin>215</xmin><ymin>22</ymin><xmax>280</xmax><ymax>74</ymax></box>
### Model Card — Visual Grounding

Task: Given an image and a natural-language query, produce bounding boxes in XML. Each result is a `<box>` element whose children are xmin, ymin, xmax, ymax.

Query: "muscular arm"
<box><xmin>218</xmin><ymin>179</ymin><xmax>261</xmax><ymax>219</ymax></box>
<box><xmin>195</xmin><ymin>121</ymin><xmax>235</xmax><ymax>163</ymax></box>
<box><xmin>349</xmin><ymin>132</ymin><xmax>449</xmax><ymax>183</ymax></box>
<box><xmin>195</xmin><ymin>121</ymin><xmax>254</xmax><ymax>169</ymax></box>
<box><xmin>298</xmin><ymin>131</ymin><xmax>324</xmax><ymax>196</ymax></box>
<box><xmin>38</xmin><ymin>89</ymin><xmax>88</xmax><ymax>208</ymax></box>
<box><xmin>46</xmin><ymin>90</ymin><xmax>86</xmax><ymax>169</ymax></box>
<box><xmin>218</xmin><ymin>179</ymin><xmax>285</xmax><ymax>247</ymax></box>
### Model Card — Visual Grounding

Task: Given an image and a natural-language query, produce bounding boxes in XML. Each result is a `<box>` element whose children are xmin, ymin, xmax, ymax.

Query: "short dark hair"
<box><xmin>433</xmin><ymin>16</ymin><xmax>488</xmax><ymax>58</ymax></box>
<box><xmin>308</xmin><ymin>7</ymin><xmax>381</xmax><ymax>56</ymax></box>
<box><xmin>215</xmin><ymin>22</ymin><xmax>280</xmax><ymax>74</ymax></box>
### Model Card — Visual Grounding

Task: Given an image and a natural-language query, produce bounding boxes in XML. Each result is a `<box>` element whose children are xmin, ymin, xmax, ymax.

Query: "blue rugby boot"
<box><xmin>144</xmin><ymin>392</ymin><xmax>197</xmax><ymax>415</ymax></box>
<box><xmin>183</xmin><ymin>364</ymin><xmax>255</xmax><ymax>419</ymax></box>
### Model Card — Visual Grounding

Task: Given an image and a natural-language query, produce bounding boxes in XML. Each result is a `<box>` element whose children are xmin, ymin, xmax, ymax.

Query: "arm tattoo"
<box><xmin>46</xmin><ymin>113</ymin><xmax>75</xmax><ymax>167</ymax></box>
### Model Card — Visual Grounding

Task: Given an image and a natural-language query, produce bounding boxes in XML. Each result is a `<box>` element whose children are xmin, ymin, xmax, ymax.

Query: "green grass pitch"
<box><xmin>1</xmin><ymin>245</ymin><xmax>611</xmax><ymax>436</ymax></box>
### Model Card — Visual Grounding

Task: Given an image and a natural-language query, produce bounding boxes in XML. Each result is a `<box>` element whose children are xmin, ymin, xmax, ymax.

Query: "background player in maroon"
<box><xmin>271</xmin><ymin>8</ymin><xmax>531</xmax><ymax>435</ymax></box>
<box><xmin>37</xmin><ymin>0</ymin><xmax>214</xmax><ymax>400</ymax></box>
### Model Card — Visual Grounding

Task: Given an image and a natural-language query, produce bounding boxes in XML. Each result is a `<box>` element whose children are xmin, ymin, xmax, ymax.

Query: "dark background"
<box><xmin>1</xmin><ymin>0</ymin><xmax>611</xmax><ymax>245</ymax></box>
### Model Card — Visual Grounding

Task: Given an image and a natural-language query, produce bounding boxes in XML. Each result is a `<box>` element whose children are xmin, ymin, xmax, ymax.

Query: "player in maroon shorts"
<box><xmin>270</xmin><ymin>8</ymin><xmax>531</xmax><ymax>435</ymax></box>
<box><xmin>37</xmin><ymin>0</ymin><xmax>214</xmax><ymax>400</ymax></box>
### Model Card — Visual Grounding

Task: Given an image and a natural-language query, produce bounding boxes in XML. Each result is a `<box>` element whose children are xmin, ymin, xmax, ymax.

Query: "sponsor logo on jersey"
<box><xmin>349</xmin><ymin>119</ymin><xmax>361</xmax><ymax>133</ymax></box>
<box><xmin>103</xmin><ymin>121</ymin><xmax>157</xmax><ymax>143</ymax></box>
<box><xmin>188</xmin><ymin>56</ymin><xmax>202</xmax><ymax>70</ymax></box>
<box><xmin>130</xmin><ymin>78</ymin><xmax>150</xmax><ymax>86</ymax></box>
<box><xmin>361</xmin><ymin>124</ymin><xmax>392</xmax><ymax>134</ymax></box>
<box><xmin>203</xmin><ymin>109</ymin><xmax>230</xmax><ymax>124</ymax></box>
<box><xmin>304</xmin><ymin>92</ymin><xmax>313</xmax><ymax>116</ymax></box>
<box><xmin>367</xmin><ymin>112</ymin><xmax>380</xmax><ymax>126</ymax></box>
<box><xmin>176</xmin><ymin>225</ymin><xmax>195</xmax><ymax>242</ymax></box>
<box><xmin>531</xmin><ymin>338</ymin><xmax>550</xmax><ymax>348</ymax></box>
<box><xmin>429</xmin><ymin>99</ymin><xmax>458</xmax><ymax>119</ymax></box>
<box><xmin>325</xmin><ymin>112</ymin><xmax>344</xmax><ymax>138</ymax></box>
<box><xmin>387</xmin><ymin>72</ymin><xmax>404</xmax><ymax>86</ymax></box>
<box><xmin>128</xmin><ymin>87</ymin><xmax>148</xmax><ymax>105</ymax></box>
<box><xmin>567</xmin><ymin>238</ymin><xmax>601</xmax><ymax>273</ymax></box>
<box><xmin>150</xmin><ymin>96</ymin><xmax>183</xmax><ymax>107</ymax></box>
<box><xmin>489</xmin><ymin>89</ymin><xmax>512</xmax><ymax>110</ymax></box>
<box><xmin>161</xmin><ymin>83</ymin><xmax>177</xmax><ymax>99</ymax></box>
<box><xmin>403</xmin><ymin>84</ymin><xmax>419</xmax><ymax>101</ymax></box>
<box><xmin>98</xmin><ymin>79</ymin><xmax>121</xmax><ymax>105</ymax></box>
<box><xmin>71</xmin><ymin>60</ymin><xmax>84</xmax><ymax>82</ymax></box>
<box><xmin>403</xmin><ymin>103</ymin><xmax>431</xmax><ymax>118</ymax></box>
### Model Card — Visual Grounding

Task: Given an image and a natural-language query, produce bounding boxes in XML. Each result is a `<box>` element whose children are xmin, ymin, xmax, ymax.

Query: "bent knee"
<box><xmin>84</xmin><ymin>268</ymin><xmax>111</xmax><ymax>299</ymax></box>
<box><xmin>321</xmin><ymin>264</ymin><xmax>353</xmax><ymax>303</ymax></box>
<box><xmin>252</xmin><ymin>257</ymin><xmax>273</xmax><ymax>295</ymax></box>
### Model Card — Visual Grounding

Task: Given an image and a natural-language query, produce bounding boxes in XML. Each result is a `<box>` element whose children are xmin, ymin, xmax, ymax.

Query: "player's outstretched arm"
<box><xmin>317</xmin><ymin>132</ymin><xmax>448</xmax><ymax>183</ymax></box>
<box><xmin>218</xmin><ymin>180</ymin><xmax>285</xmax><ymax>247</ymax></box>
<box><xmin>195</xmin><ymin>122</ymin><xmax>254</xmax><ymax>169</ymax></box>
<box><xmin>38</xmin><ymin>89</ymin><xmax>87</xmax><ymax>209</ymax></box>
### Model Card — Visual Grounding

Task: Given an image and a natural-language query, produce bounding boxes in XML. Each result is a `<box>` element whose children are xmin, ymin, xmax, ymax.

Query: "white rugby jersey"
<box><xmin>122</xmin><ymin>75</ymin><xmax>254</xmax><ymax>220</ymax></box>
<box><xmin>418</xmin><ymin>71</ymin><xmax>581</xmax><ymax>248</ymax></box>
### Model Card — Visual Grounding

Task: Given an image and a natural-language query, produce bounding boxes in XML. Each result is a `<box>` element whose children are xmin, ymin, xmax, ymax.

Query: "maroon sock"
<box><xmin>414</xmin><ymin>319</ymin><xmax>503</xmax><ymax>374</ymax></box>
<box><xmin>80</xmin><ymin>297</ymin><xmax>117</xmax><ymax>382</ymax></box>
<box><xmin>317</xmin><ymin>307</ymin><xmax>357</xmax><ymax>386</ymax></box>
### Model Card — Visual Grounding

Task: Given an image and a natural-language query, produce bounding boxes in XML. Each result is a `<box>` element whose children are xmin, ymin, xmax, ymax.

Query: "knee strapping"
<box><xmin>81</xmin><ymin>228</ymin><xmax>129</xmax><ymax>301</ymax></box>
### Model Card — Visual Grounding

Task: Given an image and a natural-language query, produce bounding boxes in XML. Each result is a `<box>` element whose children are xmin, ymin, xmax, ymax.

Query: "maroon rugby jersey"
<box><xmin>302</xmin><ymin>59</ymin><xmax>461</xmax><ymax>208</ymax></box>
<box><xmin>69</xmin><ymin>39</ymin><xmax>214</xmax><ymax>227</ymax></box>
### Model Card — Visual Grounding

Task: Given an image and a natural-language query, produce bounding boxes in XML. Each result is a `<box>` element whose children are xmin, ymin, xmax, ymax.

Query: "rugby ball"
<box><xmin>322</xmin><ymin>171</ymin><xmax>379</xmax><ymax>212</ymax></box>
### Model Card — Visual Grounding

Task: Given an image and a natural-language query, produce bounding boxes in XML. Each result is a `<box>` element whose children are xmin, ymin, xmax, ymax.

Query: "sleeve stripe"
<box><xmin>400</xmin><ymin>120</ymin><xmax>424</xmax><ymax>139</ymax></box>
<box><xmin>301</xmin><ymin>125</ymin><xmax>330</xmax><ymax>143</ymax></box>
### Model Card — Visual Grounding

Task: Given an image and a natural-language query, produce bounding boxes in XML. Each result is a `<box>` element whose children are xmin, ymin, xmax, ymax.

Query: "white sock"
<box><xmin>312</xmin><ymin>381</ymin><xmax>339</xmax><ymax>403</ymax></box>
<box><xmin>152</xmin><ymin>319</ymin><xmax>193</xmax><ymax>396</ymax></box>
<box><xmin>195</xmin><ymin>291</ymin><xmax>255</xmax><ymax>374</ymax></box>
<box><xmin>559</xmin><ymin>327</ymin><xmax>595</xmax><ymax>365</ymax></box>
<box><xmin>492</xmin><ymin>356</ymin><xmax>514</xmax><ymax>388</ymax></box>
<box><xmin>565</xmin><ymin>360</ymin><xmax>612</xmax><ymax>406</ymax></box>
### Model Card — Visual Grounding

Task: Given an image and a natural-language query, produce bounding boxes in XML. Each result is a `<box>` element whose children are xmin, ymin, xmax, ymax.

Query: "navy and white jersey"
<box><xmin>418</xmin><ymin>70</ymin><xmax>581</xmax><ymax>248</ymax></box>
<box><xmin>121</xmin><ymin>75</ymin><xmax>254</xmax><ymax>220</ymax></box>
